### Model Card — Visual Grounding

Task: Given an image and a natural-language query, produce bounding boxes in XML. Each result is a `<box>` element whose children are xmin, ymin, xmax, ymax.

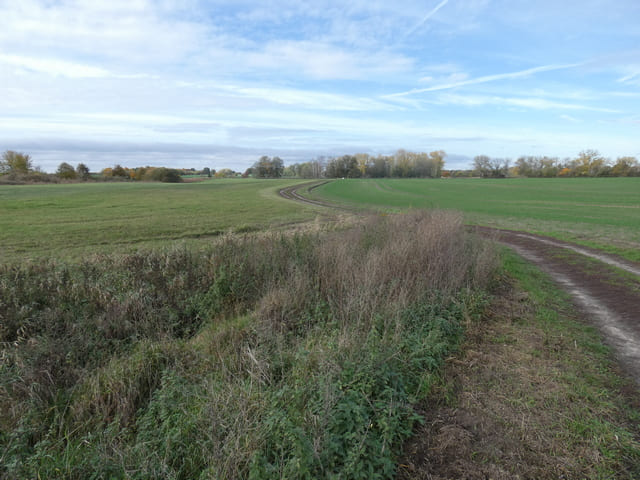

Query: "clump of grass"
<box><xmin>1</xmin><ymin>211</ymin><xmax>497</xmax><ymax>479</ymax></box>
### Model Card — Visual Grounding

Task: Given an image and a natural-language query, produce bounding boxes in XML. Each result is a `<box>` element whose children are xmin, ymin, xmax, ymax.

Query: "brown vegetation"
<box><xmin>1</xmin><ymin>211</ymin><xmax>497</xmax><ymax>479</ymax></box>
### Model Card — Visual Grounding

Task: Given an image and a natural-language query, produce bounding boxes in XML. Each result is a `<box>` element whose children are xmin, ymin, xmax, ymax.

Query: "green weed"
<box><xmin>1</xmin><ymin>211</ymin><xmax>496</xmax><ymax>479</ymax></box>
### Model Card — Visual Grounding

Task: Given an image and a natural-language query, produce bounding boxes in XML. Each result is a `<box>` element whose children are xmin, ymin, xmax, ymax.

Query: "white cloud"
<box><xmin>214</xmin><ymin>84</ymin><xmax>397</xmax><ymax>111</ymax></box>
<box><xmin>0</xmin><ymin>1</ymin><xmax>419</xmax><ymax>83</ymax></box>
<box><xmin>0</xmin><ymin>0</ymin><xmax>208</xmax><ymax>67</ymax></box>
<box><xmin>418</xmin><ymin>64</ymin><xmax>468</xmax><ymax>84</ymax></box>
<box><xmin>420</xmin><ymin>72</ymin><xmax>469</xmax><ymax>85</ymax></box>
<box><xmin>245</xmin><ymin>40</ymin><xmax>413</xmax><ymax>80</ymax></box>
<box><xmin>432</xmin><ymin>93</ymin><xmax>620</xmax><ymax>113</ymax></box>
<box><xmin>560</xmin><ymin>114</ymin><xmax>581</xmax><ymax>123</ymax></box>
<box><xmin>1</xmin><ymin>0</ymin><xmax>639</xmax><ymax>168</ymax></box>
<box><xmin>618</xmin><ymin>69</ymin><xmax>640</xmax><ymax>85</ymax></box>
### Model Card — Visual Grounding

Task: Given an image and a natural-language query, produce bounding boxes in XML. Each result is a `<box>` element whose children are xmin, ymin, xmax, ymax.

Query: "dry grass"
<box><xmin>1</xmin><ymin>210</ymin><xmax>498</xmax><ymax>479</ymax></box>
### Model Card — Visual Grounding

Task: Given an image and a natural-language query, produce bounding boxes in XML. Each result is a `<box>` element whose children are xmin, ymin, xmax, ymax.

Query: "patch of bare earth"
<box><xmin>181</xmin><ymin>177</ymin><xmax>207</xmax><ymax>183</ymax></box>
<box><xmin>398</xmin><ymin>281</ymin><xmax>640</xmax><ymax>479</ymax></box>
<box><xmin>474</xmin><ymin>227</ymin><xmax>640</xmax><ymax>384</ymax></box>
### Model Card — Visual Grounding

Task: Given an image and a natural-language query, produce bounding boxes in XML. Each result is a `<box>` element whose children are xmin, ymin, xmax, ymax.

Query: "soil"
<box><xmin>473</xmin><ymin>226</ymin><xmax>640</xmax><ymax>386</ymax></box>
<box><xmin>278</xmin><ymin>181</ymin><xmax>351</xmax><ymax>210</ymax></box>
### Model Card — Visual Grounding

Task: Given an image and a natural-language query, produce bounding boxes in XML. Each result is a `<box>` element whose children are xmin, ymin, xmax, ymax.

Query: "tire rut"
<box><xmin>475</xmin><ymin>226</ymin><xmax>640</xmax><ymax>385</ymax></box>
<box><xmin>278</xmin><ymin>181</ymin><xmax>355</xmax><ymax>212</ymax></box>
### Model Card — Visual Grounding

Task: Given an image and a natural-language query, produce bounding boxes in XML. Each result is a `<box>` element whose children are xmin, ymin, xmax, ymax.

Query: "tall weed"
<box><xmin>0</xmin><ymin>211</ymin><xmax>497</xmax><ymax>479</ymax></box>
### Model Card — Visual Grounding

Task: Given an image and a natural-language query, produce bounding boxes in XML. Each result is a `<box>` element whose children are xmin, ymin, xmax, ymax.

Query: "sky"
<box><xmin>1</xmin><ymin>0</ymin><xmax>639</xmax><ymax>172</ymax></box>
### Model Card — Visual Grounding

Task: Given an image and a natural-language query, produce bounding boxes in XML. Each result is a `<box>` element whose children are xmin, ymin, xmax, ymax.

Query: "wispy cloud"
<box><xmin>560</xmin><ymin>114</ymin><xmax>581</xmax><ymax>123</ymax></box>
<box><xmin>432</xmin><ymin>93</ymin><xmax>620</xmax><ymax>113</ymax></box>
<box><xmin>0</xmin><ymin>54</ymin><xmax>156</xmax><ymax>80</ymax></box>
<box><xmin>387</xmin><ymin>62</ymin><xmax>584</xmax><ymax>97</ymax></box>
<box><xmin>0</xmin><ymin>54</ymin><xmax>110</xmax><ymax>78</ymax></box>
<box><xmin>215</xmin><ymin>84</ymin><xmax>398</xmax><ymax>111</ymax></box>
<box><xmin>245</xmin><ymin>40</ymin><xmax>413</xmax><ymax>80</ymax></box>
<box><xmin>618</xmin><ymin>69</ymin><xmax>640</xmax><ymax>85</ymax></box>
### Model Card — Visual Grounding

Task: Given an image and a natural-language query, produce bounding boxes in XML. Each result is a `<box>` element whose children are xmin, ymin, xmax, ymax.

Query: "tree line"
<box><xmin>0</xmin><ymin>151</ymin><xmax>93</xmax><ymax>183</ymax></box>
<box><xmin>100</xmin><ymin>165</ymin><xmax>184</xmax><ymax>182</ymax></box>
<box><xmin>0</xmin><ymin>151</ymin><xmax>203</xmax><ymax>184</ymax></box>
<box><xmin>264</xmin><ymin>149</ymin><xmax>638</xmax><ymax>179</ymax></box>
<box><xmin>3</xmin><ymin>148</ymin><xmax>639</xmax><ymax>184</ymax></box>
<box><xmin>473</xmin><ymin>150</ymin><xmax>640</xmax><ymax>178</ymax></box>
<box><xmin>280</xmin><ymin>150</ymin><xmax>446</xmax><ymax>179</ymax></box>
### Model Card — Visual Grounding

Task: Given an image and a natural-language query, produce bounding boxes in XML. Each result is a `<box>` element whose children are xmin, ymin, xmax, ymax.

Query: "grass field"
<box><xmin>0</xmin><ymin>179</ymin><xmax>315</xmax><ymax>262</ymax></box>
<box><xmin>310</xmin><ymin>178</ymin><xmax>640</xmax><ymax>261</ymax></box>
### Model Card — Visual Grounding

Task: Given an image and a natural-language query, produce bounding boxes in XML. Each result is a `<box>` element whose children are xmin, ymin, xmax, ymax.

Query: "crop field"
<box><xmin>0</xmin><ymin>179</ymin><xmax>314</xmax><ymax>262</ymax></box>
<box><xmin>310</xmin><ymin>177</ymin><xmax>640</xmax><ymax>261</ymax></box>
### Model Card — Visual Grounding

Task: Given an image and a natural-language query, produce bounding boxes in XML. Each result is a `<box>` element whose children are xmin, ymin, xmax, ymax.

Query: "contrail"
<box><xmin>387</xmin><ymin>62</ymin><xmax>585</xmax><ymax>97</ymax></box>
<box><xmin>404</xmin><ymin>0</ymin><xmax>450</xmax><ymax>38</ymax></box>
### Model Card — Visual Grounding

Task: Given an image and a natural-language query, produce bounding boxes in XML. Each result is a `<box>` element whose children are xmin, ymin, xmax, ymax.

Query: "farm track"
<box><xmin>474</xmin><ymin>226</ymin><xmax>640</xmax><ymax>385</ymax></box>
<box><xmin>278</xmin><ymin>181</ymin><xmax>355</xmax><ymax>211</ymax></box>
<box><xmin>280</xmin><ymin>181</ymin><xmax>640</xmax><ymax>385</ymax></box>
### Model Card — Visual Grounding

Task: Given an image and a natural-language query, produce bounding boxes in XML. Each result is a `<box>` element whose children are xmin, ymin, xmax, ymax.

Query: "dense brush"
<box><xmin>1</xmin><ymin>211</ymin><xmax>497</xmax><ymax>479</ymax></box>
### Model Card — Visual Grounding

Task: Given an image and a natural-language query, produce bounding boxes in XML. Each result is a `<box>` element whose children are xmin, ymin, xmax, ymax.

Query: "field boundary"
<box><xmin>282</xmin><ymin>180</ymin><xmax>640</xmax><ymax>386</ymax></box>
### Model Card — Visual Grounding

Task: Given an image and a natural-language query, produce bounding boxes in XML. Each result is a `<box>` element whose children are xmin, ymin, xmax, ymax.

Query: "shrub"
<box><xmin>56</xmin><ymin>162</ymin><xmax>77</xmax><ymax>179</ymax></box>
<box><xmin>143</xmin><ymin>167</ymin><xmax>183</xmax><ymax>183</ymax></box>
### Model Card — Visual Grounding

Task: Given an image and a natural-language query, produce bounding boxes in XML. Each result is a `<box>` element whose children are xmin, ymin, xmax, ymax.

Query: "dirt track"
<box><xmin>278</xmin><ymin>181</ymin><xmax>352</xmax><ymax>210</ymax></box>
<box><xmin>279</xmin><ymin>182</ymin><xmax>640</xmax><ymax>384</ymax></box>
<box><xmin>474</xmin><ymin>226</ymin><xmax>640</xmax><ymax>385</ymax></box>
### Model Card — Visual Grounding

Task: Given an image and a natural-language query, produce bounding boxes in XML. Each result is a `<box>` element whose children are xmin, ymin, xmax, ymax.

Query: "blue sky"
<box><xmin>1</xmin><ymin>0</ymin><xmax>639</xmax><ymax>172</ymax></box>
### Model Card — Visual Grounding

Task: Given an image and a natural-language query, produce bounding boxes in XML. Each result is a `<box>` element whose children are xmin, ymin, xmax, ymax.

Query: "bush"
<box><xmin>56</xmin><ymin>162</ymin><xmax>77</xmax><ymax>179</ymax></box>
<box><xmin>144</xmin><ymin>167</ymin><xmax>183</xmax><ymax>183</ymax></box>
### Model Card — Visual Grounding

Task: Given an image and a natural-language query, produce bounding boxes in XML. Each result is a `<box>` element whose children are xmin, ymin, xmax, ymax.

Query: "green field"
<box><xmin>3</xmin><ymin>177</ymin><xmax>638</xmax><ymax>263</ymax></box>
<box><xmin>0</xmin><ymin>179</ymin><xmax>315</xmax><ymax>262</ymax></box>
<box><xmin>311</xmin><ymin>178</ymin><xmax>640</xmax><ymax>261</ymax></box>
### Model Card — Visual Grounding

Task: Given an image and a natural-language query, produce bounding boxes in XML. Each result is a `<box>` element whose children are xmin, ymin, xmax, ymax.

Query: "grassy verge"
<box><xmin>400</xmin><ymin>248</ymin><xmax>640</xmax><ymax>479</ymax></box>
<box><xmin>1</xmin><ymin>211</ymin><xmax>496</xmax><ymax>479</ymax></box>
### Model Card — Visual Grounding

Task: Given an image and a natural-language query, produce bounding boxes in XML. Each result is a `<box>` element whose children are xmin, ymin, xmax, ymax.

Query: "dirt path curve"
<box><xmin>473</xmin><ymin>226</ymin><xmax>640</xmax><ymax>385</ymax></box>
<box><xmin>278</xmin><ymin>181</ymin><xmax>354</xmax><ymax>211</ymax></box>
